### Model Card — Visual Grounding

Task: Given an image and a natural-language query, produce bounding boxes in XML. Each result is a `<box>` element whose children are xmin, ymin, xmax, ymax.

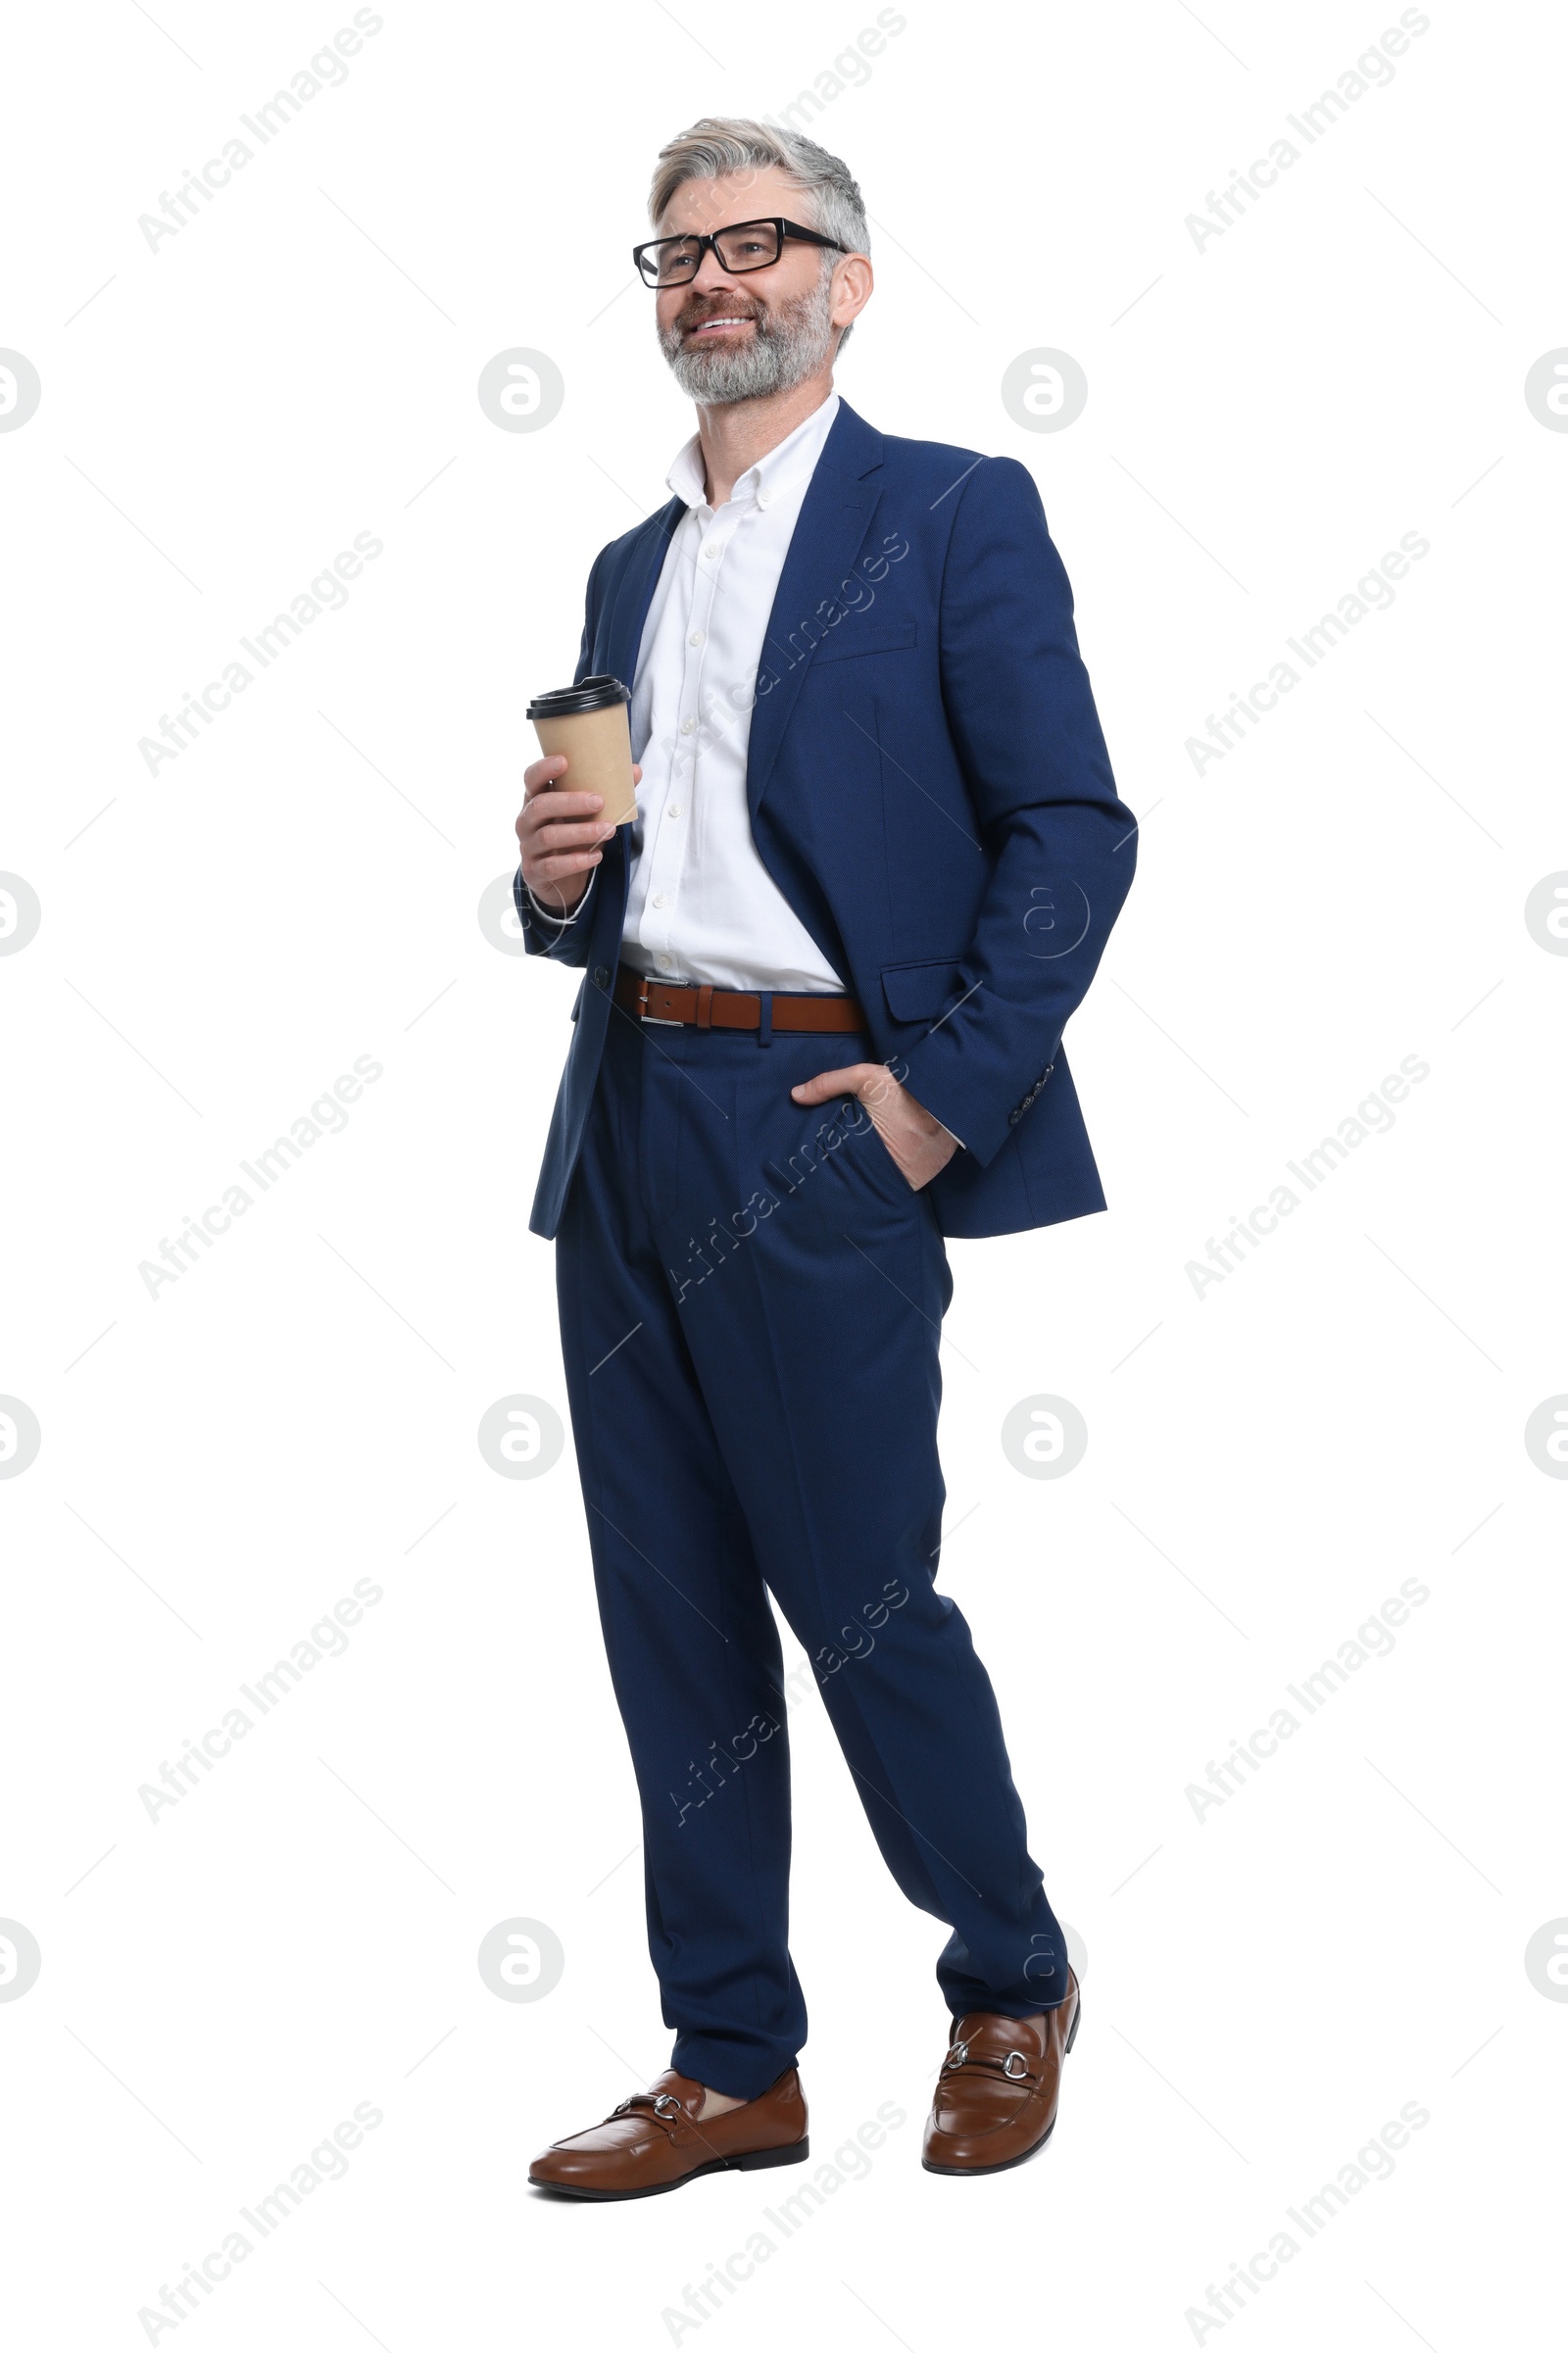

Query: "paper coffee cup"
<box><xmin>526</xmin><ymin>675</ymin><xmax>638</xmax><ymax>826</ymax></box>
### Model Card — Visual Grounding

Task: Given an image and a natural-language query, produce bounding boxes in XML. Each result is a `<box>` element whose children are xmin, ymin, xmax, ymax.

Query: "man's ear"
<box><xmin>831</xmin><ymin>254</ymin><xmax>874</xmax><ymax>331</ymax></box>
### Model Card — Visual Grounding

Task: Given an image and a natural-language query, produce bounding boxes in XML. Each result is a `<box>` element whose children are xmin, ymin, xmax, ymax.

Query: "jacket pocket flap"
<box><xmin>881</xmin><ymin>956</ymin><xmax>966</xmax><ymax>1021</ymax></box>
<box><xmin>811</xmin><ymin>617</ymin><xmax>917</xmax><ymax>664</ymax></box>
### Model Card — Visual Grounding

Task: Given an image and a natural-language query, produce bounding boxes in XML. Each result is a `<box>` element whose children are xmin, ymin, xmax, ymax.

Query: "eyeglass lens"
<box><xmin>646</xmin><ymin>221</ymin><xmax>782</xmax><ymax>284</ymax></box>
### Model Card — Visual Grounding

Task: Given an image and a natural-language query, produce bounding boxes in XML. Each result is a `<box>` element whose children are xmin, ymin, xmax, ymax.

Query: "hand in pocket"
<box><xmin>788</xmin><ymin>1062</ymin><xmax>957</xmax><ymax>1191</ymax></box>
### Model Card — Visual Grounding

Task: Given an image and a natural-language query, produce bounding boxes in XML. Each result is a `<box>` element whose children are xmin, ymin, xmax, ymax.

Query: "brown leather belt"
<box><xmin>613</xmin><ymin>969</ymin><xmax>867</xmax><ymax>1033</ymax></box>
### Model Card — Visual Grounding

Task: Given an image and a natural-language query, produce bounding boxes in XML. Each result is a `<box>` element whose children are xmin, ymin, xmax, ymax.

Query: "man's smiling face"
<box><xmin>649</xmin><ymin>161</ymin><xmax>872</xmax><ymax>407</ymax></box>
<box><xmin>653</xmin><ymin>163</ymin><xmax>832</xmax><ymax>362</ymax></box>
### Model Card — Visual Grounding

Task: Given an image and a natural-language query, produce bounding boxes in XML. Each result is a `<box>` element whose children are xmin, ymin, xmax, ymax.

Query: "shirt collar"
<box><xmin>665</xmin><ymin>390</ymin><xmax>841</xmax><ymax>515</ymax></box>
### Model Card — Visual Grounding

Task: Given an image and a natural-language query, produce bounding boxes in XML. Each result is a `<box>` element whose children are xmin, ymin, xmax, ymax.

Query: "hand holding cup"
<box><xmin>516</xmin><ymin>675</ymin><xmax>641</xmax><ymax>918</ymax></box>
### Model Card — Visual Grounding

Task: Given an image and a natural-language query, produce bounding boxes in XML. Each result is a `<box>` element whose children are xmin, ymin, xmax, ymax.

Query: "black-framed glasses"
<box><xmin>632</xmin><ymin>216</ymin><xmax>849</xmax><ymax>288</ymax></box>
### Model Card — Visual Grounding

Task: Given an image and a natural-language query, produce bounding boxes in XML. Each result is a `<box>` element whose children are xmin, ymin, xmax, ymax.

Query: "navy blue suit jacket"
<box><xmin>516</xmin><ymin>398</ymin><xmax>1136</xmax><ymax>1242</ymax></box>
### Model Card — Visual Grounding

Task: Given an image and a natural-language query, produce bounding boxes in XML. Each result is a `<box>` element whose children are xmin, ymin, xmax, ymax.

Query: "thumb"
<box><xmin>790</xmin><ymin>1065</ymin><xmax>865</xmax><ymax>1104</ymax></box>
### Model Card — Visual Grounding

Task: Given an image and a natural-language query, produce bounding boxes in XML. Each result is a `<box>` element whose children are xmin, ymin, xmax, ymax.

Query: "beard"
<box><xmin>659</xmin><ymin>265</ymin><xmax>836</xmax><ymax>405</ymax></box>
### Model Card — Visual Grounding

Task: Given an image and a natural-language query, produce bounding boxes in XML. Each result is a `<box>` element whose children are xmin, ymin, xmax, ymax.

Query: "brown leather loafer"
<box><xmin>921</xmin><ymin>1972</ymin><xmax>1081</xmax><ymax>2176</ymax></box>
<box><xmin>528</xmin><ymin>2066</ymin><xmax>809</xmax><ymax>2201</ymax></box>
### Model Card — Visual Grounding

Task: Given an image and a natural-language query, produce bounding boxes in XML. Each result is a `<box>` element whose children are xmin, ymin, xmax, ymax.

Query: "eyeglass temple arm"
<box><xmin>782</xmin><ymin>222</ymin><xmax>848</xmax><ymax>252</ymax></box>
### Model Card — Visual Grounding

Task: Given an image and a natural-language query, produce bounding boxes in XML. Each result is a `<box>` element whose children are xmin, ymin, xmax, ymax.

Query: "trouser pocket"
<box><xmin>760</xmin><ymin>1090</ymin><xmax>917</xmax><ymax>1240</ymax></box>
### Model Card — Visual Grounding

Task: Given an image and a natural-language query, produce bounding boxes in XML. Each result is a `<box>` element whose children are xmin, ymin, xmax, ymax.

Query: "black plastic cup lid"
<box><xmin>526</xmin><ymin>675</ymin><xmax>630</xmax><ymax>719</ymax></box>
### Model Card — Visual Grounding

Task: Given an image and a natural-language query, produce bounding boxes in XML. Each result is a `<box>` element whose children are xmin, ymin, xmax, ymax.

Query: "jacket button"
<box><xmin>594</xmin><ymin>965</ymin><xmax>610</xmax><ymax>987</ymax></box>
<box><xmin>1008</xmin><ymin>1107</ymin><xmax>1022</xmax><ymax>1126</ymax></box>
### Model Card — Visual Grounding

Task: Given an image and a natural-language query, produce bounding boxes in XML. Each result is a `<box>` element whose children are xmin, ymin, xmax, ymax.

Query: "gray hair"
<box><xmin>648</xmin><ymin>116</ymin><xmax>869</xmax><ymax>350</ymax></box>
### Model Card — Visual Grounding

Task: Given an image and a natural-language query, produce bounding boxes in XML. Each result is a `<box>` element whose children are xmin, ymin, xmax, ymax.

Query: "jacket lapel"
<box><xmin>591</xmin><ymin>496</ymin><xmax>683</xmax><ymax>938</ymax></box>
<box><xmin>745</xmin><ymin>400</ymin><xmax>885</xmax><ymax>822</ymax></box>
<box><xmin>597</xmin><ymin>496</ymin><xmax>684</xmax><ymax>691</ymax></box>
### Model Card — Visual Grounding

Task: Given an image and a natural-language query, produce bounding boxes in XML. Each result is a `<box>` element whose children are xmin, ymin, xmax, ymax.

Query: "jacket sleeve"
<box><xmin>898</xmin><ymin>457</ymin><xmax>1137</xmax><ymax>1165</ymax></box>
<box><xmin>514</xmin><ymin>866</ymin><xmax>598</xmax><ymax>962</ymax></box>
<box><xmin>517</xmin><ymin>545</ymin><xmax>609</xmax><ymax>970</ymax></box>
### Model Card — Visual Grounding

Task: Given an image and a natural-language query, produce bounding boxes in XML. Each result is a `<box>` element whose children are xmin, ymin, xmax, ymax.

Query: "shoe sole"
<box><xmin>921</xmin><ymin>1989</ymin><xmax>1082</xmax><ymax>2178</ymax></box>
<box><xmin>529</xmin><ymin>2135</ymin><xmax>810</xmax><ymax>2202</ymax></box>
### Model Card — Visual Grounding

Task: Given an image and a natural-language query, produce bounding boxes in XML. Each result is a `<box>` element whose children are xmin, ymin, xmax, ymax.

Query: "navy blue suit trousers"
<box><xmin>557</xmin><ymin>1006</ymin><xmax>1071</xmax><ymax>2098</ymax></box>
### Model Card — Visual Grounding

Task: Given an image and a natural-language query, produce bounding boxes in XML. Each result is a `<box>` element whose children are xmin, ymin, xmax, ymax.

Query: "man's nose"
<box><xmin>689</xmin><ymin>251</ymin><xmax>746</xmax><ymax>296</ymax></box>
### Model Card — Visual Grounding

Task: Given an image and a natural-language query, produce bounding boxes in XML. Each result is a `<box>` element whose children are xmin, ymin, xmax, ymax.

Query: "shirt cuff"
<box><xmin>524</xmin><ymin>869</ymin><xmax>597</xmax><ymax>927</ymax></box>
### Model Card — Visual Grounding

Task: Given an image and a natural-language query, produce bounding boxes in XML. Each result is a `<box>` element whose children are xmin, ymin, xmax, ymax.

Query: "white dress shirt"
<box><xmin>533</xmin><ymin>394</ymin><xmax>845</xmax><ymax>992</ymax></box>
<box><xmin>530</xmin><ymin>394</ymin><xmax>967</xmax><ymax>1151</ymax></box>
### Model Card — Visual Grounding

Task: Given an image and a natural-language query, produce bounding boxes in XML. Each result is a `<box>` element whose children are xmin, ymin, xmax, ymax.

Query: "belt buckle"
<box><xmin>636</xmin><ymin>973</ymin><xmax>682</xmax><ymax>1027</ymax></box>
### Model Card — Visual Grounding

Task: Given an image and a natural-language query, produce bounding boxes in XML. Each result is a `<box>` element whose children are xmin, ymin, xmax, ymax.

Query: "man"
<box><xmin>514</xmin><ymin>118</ymin><xmax>1135</xmax><ymax>2197</ymax></box>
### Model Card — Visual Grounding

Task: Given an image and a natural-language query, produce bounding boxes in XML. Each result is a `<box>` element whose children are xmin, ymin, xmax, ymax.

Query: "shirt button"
<box><xmin>757</xmin><ymin>488</ymin><xmax>771</xmax><ymax>508</ymax></box>
<box><xmin>680</xmin><ymin>716</ymin><xmax>697</xmax><ymax>735</ymax></box>
<box><xmin>656</xmin><ymin>953</ymin><xmax>673</xmax><ymax>970</ymax></box>
<box><xmin>653</xmin><ymin>891</ymin><xmax>668</xmax><ymax>909</ymax></box>
<box><xmin>688</xmin><ymin>630</ymin><xmax>704</xmax><ymax>647</ymax></box>
<box><xmin>667</xmin><ymin>804</ymin><xmax>682</xmax><ymax>818</ymax></box>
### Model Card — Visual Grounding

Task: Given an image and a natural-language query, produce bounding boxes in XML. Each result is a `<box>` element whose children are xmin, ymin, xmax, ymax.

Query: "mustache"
<box><xmin>675</xmin><ymin>298</ymin><xmax>767</xmax><ymax>332</ymax></box>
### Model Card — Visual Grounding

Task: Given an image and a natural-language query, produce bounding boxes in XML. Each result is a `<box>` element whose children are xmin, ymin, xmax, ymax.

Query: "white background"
<box><xmin>3</xmin><ymin>0</ymin><xmax>1564</xmax><ymax>2345</ymax></box>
